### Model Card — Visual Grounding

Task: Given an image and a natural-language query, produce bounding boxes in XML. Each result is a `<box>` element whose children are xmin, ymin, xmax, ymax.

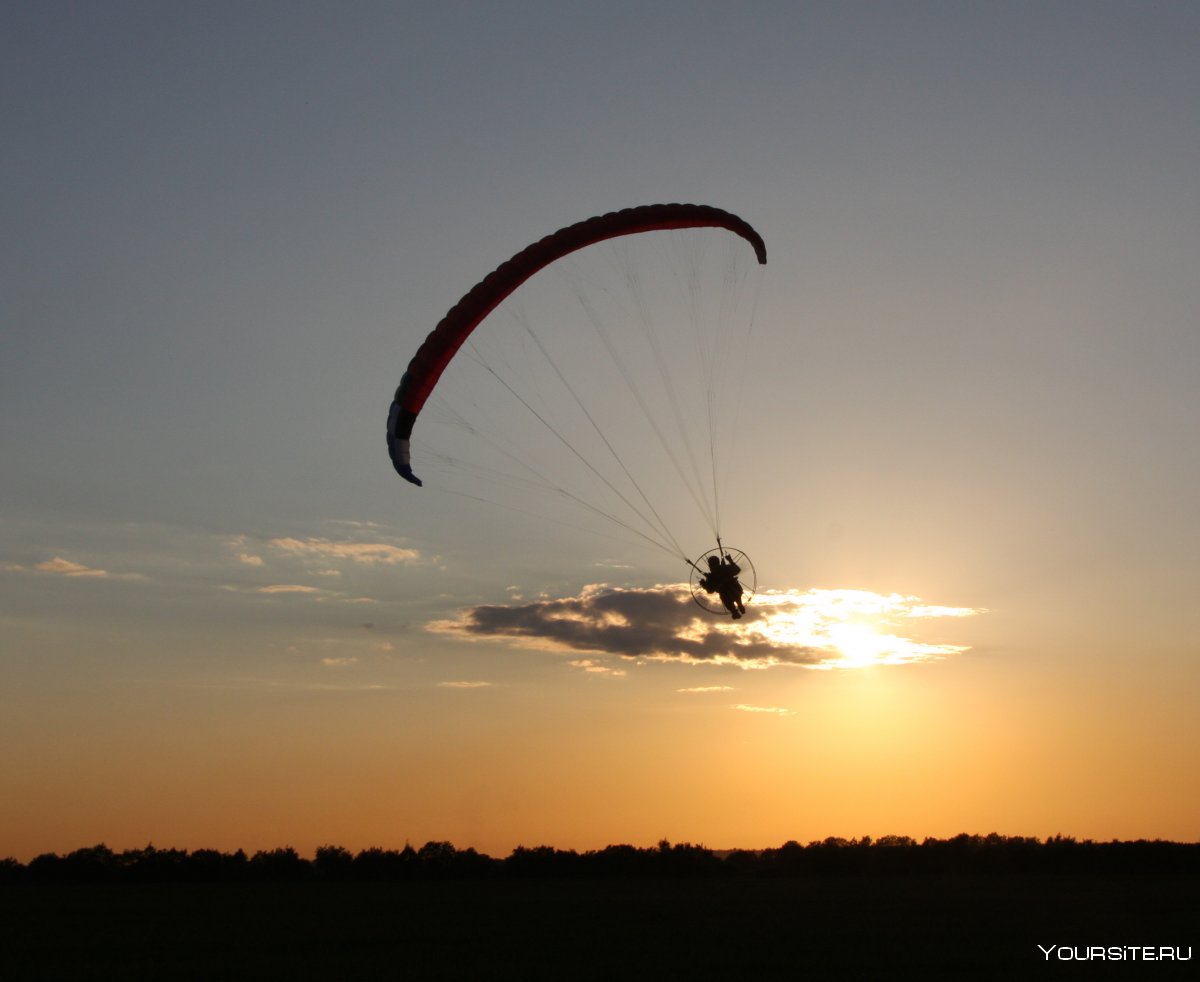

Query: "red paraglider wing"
<box><xmin>394</xmin><ymin>203</ymin><xmax>764</xmax><ymax>424</ymax></box>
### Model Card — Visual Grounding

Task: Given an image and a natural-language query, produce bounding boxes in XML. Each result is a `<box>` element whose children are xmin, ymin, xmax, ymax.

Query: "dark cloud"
<box><xmin>429</xmin><ymin>583</ymin><xmax>822</xmax><ymax>668</ymax></box>
<box><xmin>428</xmin><ymin>584</ymin><xmax>983</xmax><ymax>670</ymax></box>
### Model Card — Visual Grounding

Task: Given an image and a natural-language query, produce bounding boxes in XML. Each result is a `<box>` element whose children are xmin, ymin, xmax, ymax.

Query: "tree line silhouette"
<box><xmin>4</xmin><ymin>834</ymin><xmax>1197</xmax><ymax>883</ymax></box>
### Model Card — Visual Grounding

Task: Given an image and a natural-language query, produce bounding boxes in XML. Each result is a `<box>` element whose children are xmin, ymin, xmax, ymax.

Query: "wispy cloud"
<box><xmin>678</xmin><ymin>685</ymin><xmax>735</xmax><ymax>693</ymax></box>
<box><xmin>428</xmin><ymin>584</ymin><xmax>983</xmax><ymax>671</ymax></box>
<box><xmin>222</xmin><ymin>583</ymin><xmax>381</xmax><ymax>604</ymax></box>
<box><xmin>269</xmin><ymin>537</ymin><xmax>420</xmax><ymax>566</ymax></box>
<box><xmin>438</xmin><ymin>680</ymin><xmax>493</xmax><ymax>689</ymax></box>
<box><xmin>733</xmin><ymin>704</ymin><xmax>794</xmax><ymax>715</ymax></box>
<box><xmin>568</xmin><ymin>658</ymin><xmax>628</xmax><ymax>677</ymax></box>
<box><xmin>15</xmin><ymin>556</ymin><xmax>144</xmax><ymax>580</ymax></box>
<box><xmin>36</xmin><ymin>557</ymin><xmax>109</xmax><ymax>577</ymax></box>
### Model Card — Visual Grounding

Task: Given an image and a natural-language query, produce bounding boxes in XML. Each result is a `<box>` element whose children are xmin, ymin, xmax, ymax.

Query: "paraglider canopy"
<box><xmin>387</xmin><ymin>203</ymin><xmax>766</xmax><ymax>489</ymax></box>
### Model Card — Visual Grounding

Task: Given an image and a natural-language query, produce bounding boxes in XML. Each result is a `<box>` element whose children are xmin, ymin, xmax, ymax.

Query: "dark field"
<box><xmin>2</xmin><ymin>873</ymin><xmax>1195</xmax><ymax>980</ymax></box>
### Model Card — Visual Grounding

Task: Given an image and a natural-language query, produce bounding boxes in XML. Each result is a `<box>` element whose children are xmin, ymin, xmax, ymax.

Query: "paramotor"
<box><xmin>689</xmin><ymin>546</ymin><xmax>757</xmax><ymax>615</ymax></box>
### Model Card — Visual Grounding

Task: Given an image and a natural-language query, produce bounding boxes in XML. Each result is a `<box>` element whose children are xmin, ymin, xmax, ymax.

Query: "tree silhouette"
<box><xmin>4</xmin><ymin>834</ymin><xmax>1197</xmax><ymax>883</ymax></box>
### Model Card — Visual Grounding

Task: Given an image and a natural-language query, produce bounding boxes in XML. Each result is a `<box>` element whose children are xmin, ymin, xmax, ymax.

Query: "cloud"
<box><xmin>678</xmin><ymin>685</ymin><xmax>735</xmax><ymax>693</ymax></box>
<box><xmin>568</xmin><ymin>658</ymin><xmax>627</xmax><ymax>677</ymax></box>
<box><xmin>36</xmin><ymin>557</ymin><xmax>109</xmax><ymax>577</ymax></box>
<box><xmin>321</xmin><ymin>656</ymin><xmax>358</xmax><ymax>667</ymax></box>
<box><xmin>438</xmin><ymin>680</ymin><xmax>493</xmax><ymax>689</ymax></box>
<box><xmin>23</xmin><ymin>556</ymin><xmax>144</xmax><ymax>580</ymax></box>
<box><xmin>906</xmin><ymin>604</ymin><xmax>982</xmax><ymax>618</ymax></box>
<box><xmin>428</xmin><ymin>584</ymin><xmax>982</xmax><ymax>670</ymax></box>
<box><xmin>733</xmin><ymin>704</ymin><xmax>794</xmax><ymax>715</ymax></box>
<box><xmin>223</xmin><ymin>582</ymin><xmax>381</xmax><ymax>604</ymax></box>
<box><xmin>269</xmin><ymin>537</ymin><xmax>421</xmax><ymax>566</ymax></box>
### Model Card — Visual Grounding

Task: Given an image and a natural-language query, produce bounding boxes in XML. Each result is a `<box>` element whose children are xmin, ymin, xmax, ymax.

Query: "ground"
<box><xmin>2</xmin><ymin>873</ymin><xmax>1195</xmax><ymax>979</ymax></box>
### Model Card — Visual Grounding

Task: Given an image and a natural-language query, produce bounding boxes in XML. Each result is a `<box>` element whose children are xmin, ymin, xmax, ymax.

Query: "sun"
<box><xmin>743</xmin><ymin>588</ymin><xmax>978</xmax><ymax>669</ymax></box>
<box><xmin>827</xmin><ymin>622</ymin><xmax>891</xmax><ymax>668</ymax></box>
<box><xmin>729</xmin><ymin>592</ymin><xmax>902</xmax><ymax>667</ymax></box>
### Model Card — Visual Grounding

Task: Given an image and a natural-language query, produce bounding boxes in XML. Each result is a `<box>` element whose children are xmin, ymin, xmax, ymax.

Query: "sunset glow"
<box><xmin>4</xmin><ymin>2</ymin><xmax>1199</xmax><ymax>872</ymax></box>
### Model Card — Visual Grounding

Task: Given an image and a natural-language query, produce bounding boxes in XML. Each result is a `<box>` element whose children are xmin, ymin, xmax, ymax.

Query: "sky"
<box><xmin>3</xmin><ymin>1</ymin><xmax>1198</xmax><ymax>861</ymax></box>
